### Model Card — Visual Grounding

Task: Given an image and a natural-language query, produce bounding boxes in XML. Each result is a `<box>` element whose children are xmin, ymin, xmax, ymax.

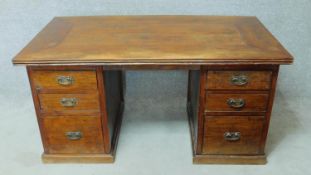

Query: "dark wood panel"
<box><xmin>195</xmin><ymin>69</ymin><xmax>207</xmax><ymax>154</ymax></box>
<box><xmin>27</xmin><ymin>67</ymin><xmax>49</xmax><ymax>153</ymax></box>
<box><xmin>95</xmin><ymin>67</ymin><xmax>111</xmax><ymax>153</ymax></box>
<box><xmin>103</xmin><ymin>70</ymin><xmax>123</xmax><ymax>145</ymax></box>
<box><xmin>206</xmin><ymin>71</ymin><xmax>272</xmax><ymax>90</ymax></box>
<box><xmin>202</xmin><ymin>116</ymin><xmax>264</xmax><ymax>155</ymax></box>
<box><xmin>187</xmin><ymin>70</ymin><xmax>201</xmax><ymax>154</ymax></box>
<box><xmin>41</xmin><ymin>116</ymin><xmax>105</xmax><ymax>154</ymax></box>
<box><xmin>259</xmin><ymin>65</ymin><xmax>279</xmax><ymax>153</ymax></box>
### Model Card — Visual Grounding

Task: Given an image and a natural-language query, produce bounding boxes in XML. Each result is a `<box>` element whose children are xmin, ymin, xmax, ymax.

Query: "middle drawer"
<box><xmin>205</xmin><ymin>93</ymin><xmax>269</xmax><ymax>113</ymax></box>
<box><xmin>38</xmin><ymin>93</ymin><xmax>101</xmax><ymax>115</ymax></box>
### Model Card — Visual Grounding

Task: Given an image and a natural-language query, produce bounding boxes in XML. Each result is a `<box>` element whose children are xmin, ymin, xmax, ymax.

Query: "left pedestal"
<box><xmin>27</xmin><ymin>66</ymin><xmax>124</xmax><ymax>163</ymax></box>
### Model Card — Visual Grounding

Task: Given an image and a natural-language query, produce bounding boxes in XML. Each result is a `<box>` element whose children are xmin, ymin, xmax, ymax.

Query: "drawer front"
<box><xmin>205</xmin><ymin>93</ymin><xmax>269</xmax><ymax>112</ymax></box>
<box><xmin>41</xmin><ymin>116</ymin><xmax>105</xmax><ymax>154</ymax></box>
<box><xmin>202</xmin><ymin>116</ymin><xmax>264</xmax><ymax>155</ymax></box>
<box><xmin>38</xmin><ymin>93</ymin><xmax>100</xmax><ymax>115</ymax></box>
<box><xmin>206</xmin><ymin>71</ymin><xmax>272</xmax><ymax>90</ymax></box>
<box><xmin>31</xmin><ymin>70</ymin><xmax>98</xmax><ymax>91</ymax></box>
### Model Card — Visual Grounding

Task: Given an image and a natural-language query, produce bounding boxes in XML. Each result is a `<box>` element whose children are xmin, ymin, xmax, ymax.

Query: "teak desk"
<box><xmin>13</xmin><ymin>16</ymin><xmax>293</xmax><ymax>164</ymax></box>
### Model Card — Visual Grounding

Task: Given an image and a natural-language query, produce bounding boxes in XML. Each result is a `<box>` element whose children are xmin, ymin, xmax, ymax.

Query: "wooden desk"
<box><xmin>12</xmin><ymin>16</ymin><xmax>293</xmax><ymax>164</ymax></box>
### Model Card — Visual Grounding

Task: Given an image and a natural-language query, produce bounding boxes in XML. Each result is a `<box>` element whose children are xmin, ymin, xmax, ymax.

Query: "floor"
<box><xmin>0</xmin><ymin>71</ymin><xmax>310</xmax><ymax>175</ymax></box>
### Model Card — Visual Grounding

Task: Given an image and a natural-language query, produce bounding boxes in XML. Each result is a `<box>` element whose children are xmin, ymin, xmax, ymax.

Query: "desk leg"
<box><xmin>102</xmin><ymin>69</ymin><xmax>125</xmax><ymax>162</ymax></box>
<box><xmin>189</xmin><ymin>65</ymin><xmax>278</xmax><ymax>164</ymax></box>
<box><xmin>27</xmin><ymin>66</ymin><xmax>124</xmax><ymax>163</ymax></box>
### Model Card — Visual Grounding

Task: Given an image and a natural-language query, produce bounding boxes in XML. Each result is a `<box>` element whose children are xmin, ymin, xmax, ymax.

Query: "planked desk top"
<box><xmin>13</xmin><ymin>16</ymin><xmax>293</xmax><ymax>65</ymax></box>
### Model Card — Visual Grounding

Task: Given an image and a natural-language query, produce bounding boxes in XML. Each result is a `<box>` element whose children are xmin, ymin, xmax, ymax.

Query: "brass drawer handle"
<box><xmin>227</xmin><ymin>98</ymin><xmax>245</xmax><ymax>108</ymax></box>
<box><xmin>66</xmin><ymin>131</ymin><xmax>82</xmax><ymax>140</ymax></box>
<box><xmin>231</xmin><ymin>75</ymin><xmax>248</xmax><ymax>86</ymax></box>
<box><xmin>60</xmin><ymin>98</ymin><xmax>77</xmax><ymax>107</ymax></box>
<box><xmin>224</xmin><ymin>132</ymin><xmax>240</xmax><ymax>141</ymax></box>
<box><xmin>57</xmin><ymin>76</ymin><xmax>74</xmax><ymax>86</ymax></box>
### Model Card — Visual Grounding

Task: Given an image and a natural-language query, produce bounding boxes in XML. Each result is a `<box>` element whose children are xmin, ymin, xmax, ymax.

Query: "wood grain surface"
<box><xmin>13</xmin><ymin>16</ymin><xmax>293</xmax><ymax>65</ymax></box>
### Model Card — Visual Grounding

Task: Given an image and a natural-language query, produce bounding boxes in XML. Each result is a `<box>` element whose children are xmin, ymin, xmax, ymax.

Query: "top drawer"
<box><xmin>206</xmin><ymin>71</ymin><xmax>272</xmax><ymax>90</ymax></box>
<box><xmin>31</xmin><ymin>70</ymin><xmax>98</xmax><ymax>91</ymax></box>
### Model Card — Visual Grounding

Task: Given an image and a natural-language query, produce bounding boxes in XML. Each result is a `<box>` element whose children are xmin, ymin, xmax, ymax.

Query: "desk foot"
<box><xmin>42</xmin><ymin>153</ymin><xmax>115</xmax><ymax>163</ymax></box>
<box><xmin>193</xmin><ymin>154</ymin><xmax>267</xmax><ymax>164</ymax></box>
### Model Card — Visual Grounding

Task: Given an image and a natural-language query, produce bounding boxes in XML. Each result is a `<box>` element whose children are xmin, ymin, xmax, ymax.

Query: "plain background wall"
<box><xmin>0</xmin><ymin>1</ymin><xmax>310</xmax><ymax>175</ymax></box>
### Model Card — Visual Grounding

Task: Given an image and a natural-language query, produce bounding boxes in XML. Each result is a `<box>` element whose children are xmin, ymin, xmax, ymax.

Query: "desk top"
<box><xmin>13</xmin><ymin>16</ymin><xmax>293</xmax><ymax>65</ymax></box>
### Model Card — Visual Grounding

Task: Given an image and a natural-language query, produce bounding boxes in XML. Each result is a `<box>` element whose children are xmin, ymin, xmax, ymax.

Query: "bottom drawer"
<box><xmin>41</xmin><ymin>116</ymin><xmax>105</xmax><ymax>154</ymax></box>
<box><xmin>202</xmin><ymin>116</ymin><xmax>264</xmax><ymax>155</ymax></box>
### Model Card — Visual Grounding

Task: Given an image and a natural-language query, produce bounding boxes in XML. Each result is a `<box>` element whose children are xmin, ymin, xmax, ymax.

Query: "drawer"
<box><xmin>206</xmin><ymin>71</ymin><xmax>272</xmax><ymax>90</ymax></box>
<box><xmin>31</xmin><ymin>70</ymin><xmax>98</xmax><ymax>91</ymax></box>
<box><xmin>38</xmin><ymin>93</ymin><xmax>100</xmax><ymax>115</ymax></box>
<box><xmin>41</xmin><ymin>116</ymin><xmax>105</xmax><ymax>154</ymax></box>
<box><xmin>202</xmin><ymin>116</ymin><xmax>264</xmax><ymax>155</ymax></box>
<box><xmin>205</xmin><ymin>93</ymin><xmax>269</xmax><ymax>112</ymax></box>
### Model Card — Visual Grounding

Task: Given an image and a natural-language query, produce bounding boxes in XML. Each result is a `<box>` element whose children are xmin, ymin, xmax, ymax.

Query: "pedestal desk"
<box><xmin>12</xmin><ymin>16</ymin><xmax>293</xmax><ymax>164</ymax></box>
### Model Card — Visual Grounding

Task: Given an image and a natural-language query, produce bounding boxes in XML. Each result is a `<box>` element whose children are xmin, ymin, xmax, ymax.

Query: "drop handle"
<box><xmin>60</xmin><ymin>98</ymin><xmax>77</xmax><ymax>107</ymax></box>
<box><xmin>57</xmin><ymin>76</ymin><xmax>74</xmax><ymax>86</ymax></box>
<box><xmin>224</xmin><ymin>132</ymin><xmax>240</xmax><ymax>141</ymax></box>
<box><xmin>231</xmin><ymin>75</ymin><xmax>248</xmax><ymax>86</ymax></box>
<box><xmin>66</xmin><ymin>131</ymin><xmax>82</xmax><ymax>140</ymax></box>
<box><xmin>227</xmin><ymin>98</ymin><xmax>245</xmax><ymax>108</ymax></box>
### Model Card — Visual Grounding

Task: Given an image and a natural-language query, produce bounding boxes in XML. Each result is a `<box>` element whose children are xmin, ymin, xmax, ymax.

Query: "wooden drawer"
<box><xmin>206</xmin><ymin>71</ymin><xmax>272</xmax><ymax>90</ymax></box>
<box><xmin>38</xmin><ymin>93</ymin><xmax>100</xmax><ymax>115</ymax></box>
<box><xmin>31</xmin><ymin>70</ymin><xmax>98</xmax><ymax>91</ymax></box>
<box><xmin>41</xmin><ymin>116</ymin><xmax>105</xmax><ymax>154</ymax></box>
<box><xmin>205</xmin><ymin>93</ymin><xmax>269</xmax><ymax>112</ymax></box>
<box><xmin>202</xmin><ymin>116</ymin><xmax>264</xmax><ymax>155</ymax></box>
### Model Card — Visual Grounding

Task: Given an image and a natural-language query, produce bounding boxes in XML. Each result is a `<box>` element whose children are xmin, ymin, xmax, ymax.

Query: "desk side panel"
<box><xmin>103</xmin><ymin>70</ymin><xmax>124</xmax><ymax>148</ymax></box>
<box><xmin>187</xmin><ymin>70</ymin><xmax>201</xmax><ymax>154</ymax></box>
